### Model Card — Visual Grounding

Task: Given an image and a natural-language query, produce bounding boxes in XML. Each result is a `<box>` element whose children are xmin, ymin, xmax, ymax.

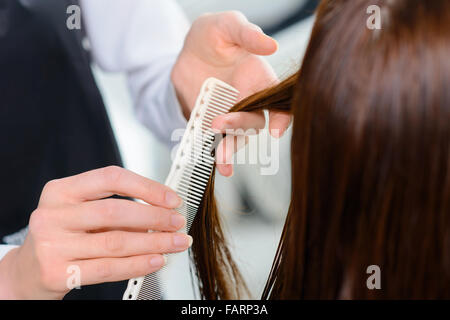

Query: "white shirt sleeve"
<box><xmin>80</xmin><ymin>0</ymin><xmax>190</xmax><ymax>146</ymax></box>
<box><xmin>0</xmin><ymin>245</ymin><xmax>18</xmax><ymax>261</ymax></box>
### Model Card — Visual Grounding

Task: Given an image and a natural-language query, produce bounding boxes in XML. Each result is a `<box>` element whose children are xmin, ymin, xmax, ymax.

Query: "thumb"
<box><xmin>239</xmin><ymin>24</ymin><xmax>279</xmax><ymax>56</ymax></box>
<box><xmin>223</xmin><ymin>12</ymin><xmax>278</xmax><ymax>56</ymax></box>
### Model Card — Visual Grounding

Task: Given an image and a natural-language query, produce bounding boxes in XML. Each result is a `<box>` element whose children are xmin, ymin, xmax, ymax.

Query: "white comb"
<box><xmin>123</xmin><ymin>78</ymin><xmax>239</xmax><ymax>300</ymax></box>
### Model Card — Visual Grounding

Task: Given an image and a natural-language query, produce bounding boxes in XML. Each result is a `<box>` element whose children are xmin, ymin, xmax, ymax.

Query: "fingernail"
<box><xmin>271</xmin><ymin>128</ymin><xmax>284</xmax><ymax>139</ymax></box>
<box><xmin>171</xmin><ymin>214</ymin><xmax>186</xmax><ymax>229</ymax></box>
<box><xmin>165</xmin><ymin>191</ymin><xmax>182</xmax><ymax>208</ymax></box>
<box><xmin>173</xmin><ymin>234</ymin><xmax>193</xmax><ymax>248</ymax></box>
<box><xmin>225</xmin><ymin>164</ymin><xmax>234</xmax><ymax>177</ymax></box>
<box><xmin>150</xmin><ymin>255</ymin><xmax>166</xmax><ymax>267</ymax></box>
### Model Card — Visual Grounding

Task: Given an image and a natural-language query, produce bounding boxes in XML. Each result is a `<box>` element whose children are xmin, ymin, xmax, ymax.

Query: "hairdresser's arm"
<box><xmin>81</xmin><ymin>0</ymin><xmax>290</xmax><ymax>175</ymax></box>
<box><xmin>80</xmin><ymin>0</ymin><xmax>190</xmax><ymax>146</ymax></box>
<box><xmin>172</xmin><ymin>12</ymin><xmax>291</xmax><ymax>176</ymax></box>
<box><xmin>0</xmin><ymin>167</ymin><xmax>191</xmax><ymax>299</ymax></box>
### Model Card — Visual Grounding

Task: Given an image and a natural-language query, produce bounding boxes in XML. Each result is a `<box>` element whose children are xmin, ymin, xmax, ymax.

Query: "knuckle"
<box><xmin>39</xmin><ymin>265</ymin><xmax>60</xmax><ymax>291</ymax></box>
<box><xmin>95</xmin><ymin>262</ymin><xmax>113</xmax><ymax>281</ymax></box>
<box><xmin>224</xmin><ymin>113</ymin><xmax>240</xmax><ymax>129</ymax></box>
<box><xmin>29</xmin><ymin>209</ymin><xmax>50</xmax><ymax>235</ymax></box>
<box><xmin>224</xmin><ymin>10</ymin><xmax>246</xmax><ymax>22</ymax></box>
<box><xmin>38</xmin><ymin>266</ymin><xmax>56</xmax><ymax>290</ymax></box>
<box><xmin>146</xmin><ymin>183</ymin><xmax>166</xmax><ymax>205</ymax></box>
<box><xmin>152</xmin><ymin>234</ymin><xmax>168</xmax><ymax>253</ymax></box>
<box><xmin>35</xmin><ymin>246</ymin><xmax>59</xmax><ymax>290</ymax></box>
<box><xmin>145</xmin><ymin>255</ymin><xmax>164</xmax><ymax>273</ymax></box>
<box><xmin>101</xmin><ymin>199</ymin><xmax>119</xmax><ymax>221</ymax></box>
<box><xmin>152</xmin><ymin>210</ymin><xmax>167</xmax><ymax>229</ymax></box>
<box><xmin>101</xmin><ymin>165</ymin><xmax>124</xmax><ymax>186</ymax></box>
<box><xmin>102</xmin><ymin>232</ymin><xmax>125</xmax><ymax>255</ymax></box>
<box><xmin>42</xmin><ymin>179</ymin><xmax>63</xmax><ymax>197</ymax></box>
<box><xmin>129</xmin><ymin>257</ymin><xmax>155</xmax><ymax>278</ymax></box>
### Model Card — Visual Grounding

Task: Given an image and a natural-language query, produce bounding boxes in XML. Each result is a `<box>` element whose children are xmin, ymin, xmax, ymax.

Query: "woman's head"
<box><xmin>191</xmin><ymin>0</ymin><xmax>450</xmax><ymax>299</ymax></box>
<box><xmin>230</xmin><ymin>0</ymin><xmax>450</xmax><ymax>299</ymax></box>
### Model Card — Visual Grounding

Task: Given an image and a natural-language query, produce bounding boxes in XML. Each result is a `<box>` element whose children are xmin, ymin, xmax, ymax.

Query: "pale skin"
<box><xmin>173</xmin><ymin>11</ymin><xmax>292</xmax><ymax>177</ymax></box>
<box><xmin>0</xmin><ymin>11</ymin><xmax>291</xmax><ymax>299</ymax></box>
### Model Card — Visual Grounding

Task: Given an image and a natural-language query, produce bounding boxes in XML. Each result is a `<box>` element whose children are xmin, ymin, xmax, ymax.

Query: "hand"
<box><xmin>171</xmin><ymin>11</ymin><xmax>291</xmax><ymax>177</ymax></box>
<box><xmin>0</xmin><ymin>166</ymin><xmax>192</xmax><ymax>299</ymax></box>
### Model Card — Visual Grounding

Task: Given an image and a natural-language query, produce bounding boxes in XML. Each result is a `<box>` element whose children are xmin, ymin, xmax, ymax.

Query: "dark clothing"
<box><xmin>0</xmin><ymin>0</ymin><xmax>127</xmax><ymax>299</ymax></box>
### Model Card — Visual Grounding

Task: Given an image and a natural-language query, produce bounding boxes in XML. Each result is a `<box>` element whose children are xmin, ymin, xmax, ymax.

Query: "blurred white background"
<box><xmin>92</xmin><ymin>0</ymin><xmax>316</xmax><ymax>298</ymax></box>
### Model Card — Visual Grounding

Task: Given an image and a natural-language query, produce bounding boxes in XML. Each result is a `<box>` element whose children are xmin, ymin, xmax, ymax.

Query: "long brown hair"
<box><xmin>190</xmin><ymin>0</ymin><xmax>450</xmax><ymax>299</ymax></box>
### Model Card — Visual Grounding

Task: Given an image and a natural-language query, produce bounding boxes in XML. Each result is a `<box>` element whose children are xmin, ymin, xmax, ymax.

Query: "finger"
<box><xmin>217</xmin><ymin>163</ymin><xmax>234</xmax><ymax>178</ymax></box>
<box><xmin>88</xmin><ymin>227</ymin><xmax>148</xmax><ymax>233</ymax></box>
<box><xmin>216</xmin><ymin>137</ymin><xmax>235</xmax><ymax>177</ymax></box>
<box><xmin>75</xmin><ymin>254</ymin><xmax>166</xmax><ymax>286</ymax></box>
<box><xmin>240</xmin><ymin>23</ymin><xmax>279</xmax><ymax>56</ymax></box>
<box><xmin>61</xmin><ymin>199</ymin><xmax>186</xmax><ymax>232</ymax></box>
<box><xmin>269</xmin><ymin>111</ymin><xmax>292</xmax><ymax>138</ymax></box>
<box><xmin>222</xmin><ymin>12</ymin><xmax>278</xmax><ymax>56</ymax></box>
<box><xmin>41</xmin><ymin>166</ymin><xmax>182</xmax><ymax>209</ymax></box>
<box><xmin>216</xmin><ymin>135</ymin><xmax>249</xmax><ymax>165</ymax></box>
<box><xmin>69</xmin><ymin>231</ymin><xmax>193</xmax><ymax>260</ymax></box>
<box><xmin>211</xmin><ymin>112</ymin><xmax>266</xmax><ymax>134</ymax></box>
<box><xmin>215</xmin><ymin>135</ymin><xmax>248</xmax><ymax>177</ymax></box>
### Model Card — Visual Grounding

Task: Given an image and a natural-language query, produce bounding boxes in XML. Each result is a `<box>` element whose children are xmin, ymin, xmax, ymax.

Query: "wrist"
<box><xmin>171</xmin><ymin>58</ymin><xmax>191</xmax><ymax>120</ymax></box>
<box><xmin>0</xmin><ymin>247</ymin><xmax>22</xmax><ymax>299</ymax></box>
<box><xmin>171</xmin><ymin>51</ymin><xmax>207</xmax><ymax>119</ymax></box>
<box><xmin>0</xmin><ymin>246</ymin><xmax>64</xmax><ymax>300</ymax></box>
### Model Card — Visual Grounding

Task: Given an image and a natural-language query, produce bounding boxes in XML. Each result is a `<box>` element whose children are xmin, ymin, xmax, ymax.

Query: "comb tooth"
<box><xmin>201</xmin><ymin>125</ymin><xmax>214</xmax><ymax>133</ymax></box>
<box><xmin>211</xmin><ymin>95</ymin><xmax>236</xmax><ymax>106</ymax></box>
<box><xmin>190</xmin><ymin>154</ymin><xmax>215</xmax><ymax>165</ymax></box>
<box><xmin>204</xmin><ymin>113</ymin><xmax>221</xmax><ymax>121</ymax></box>
<box><xmin>211</xmin><ymin>91</ymin><xmax>238</xmax><ymax>105</ymax></box>
<box><xmin>194</xmin><ymin>131</ymin><xmax>214</xmax><ymax>140</ymax></box>
<box><xmin>185</xmin><ymin>166</ymin><xmax>211</xmax><ymax>180</ymax></box>
<box><xmin>210</xmin><ymin>92</ymin><xmax>235</xmax><ymax>104</ymax></box>
<box><xmin>179</xmin><ymin>177</ymin><xmax>207</xmax><ymax>193</ymax></box>
<box><xmin>190</xmin><ymin>159</ymin><xmax>214</xmax><ymax>171</ymax></box>
<box><xmin>194</xmin><ymin>141</ymin><xmax>214</xmax><ymax>151</ymax></box>
<box><xmin>126</xmin><ymin>79</ymin><xmax>239</xmax><ymax>301</ymax></box>
<box><xmin>186</xmin><ymin>198</ymin><xmax>201</xmax><ymax>207</ymax></box>
<box><xmin>190</xmin><ymin>174</ymin><xmax>209</xmax><ymax>185</ymax></box>
<box><xmin>208</xmin><ymin>104</ymin><xmax>232</xmax><ymax>115</ymax></box>
<box><xmin>192</xmin><ymin>145</ymin><xmax>211</xmax><ymax>156</ymax></box>
<box><xmin>186</xmin><ymin>162</ymin><xmax>213</xmax><ymax>176</ymax></box>
<box><xmin>191</xmin><ymin>169</ymin><xmax>212</xmax><ymax>181</ymax></box>
<box><xmin>214</xmin><ymin>85</ymin><xmax>239</xmax><ymax>97</ymax></box>
<box><xmin>205</xmin><ymin>107</ymin><xmax>225</xmax><ymax>116</ymax></box>
<box><xmin>210</xmin><ymin>96</ymin><xmax>234</xmax><ymax>108</ymax></box>
<box><xmin>201</xmin><ymin>126</ymin><xmax>213</xmax><ymax>134</ymax></box>
<box><xmin>203</xmin><ymin>114</ymin><xmax>215</xmax><ymax>121</ymax></box>
<box><xmin>214</xmin><ymin>85</ymin><xmax>238</xmax><ymax>95</ymax></box>
<box><xmin>180</xmin><ymin>175</ymin><xmax>207</xmax><ymax>189</ymax></box>
<box><xmin>190</xmin><ymin>156</ymin><xmax>214</xmax><ymax>166</ymax></box>
<box><xmin>181</xmin><ymin>195</ymin><xmax>199</xmax><ymax>206</ymax></box>
<box><xmin>177</xmin><ymin>189</ymin><xmax>203</xmax><ymax>203</ymax></box>
<box><xmin>192</xmin><ymin>140</ymin><xmax>213</xmax><ymax>149</ymax></box>
<box><xmin>176</xmin><ymin>207</ymin><xmax>187</xmax><ymax>216</ymax></box>
<box><xmin>208</xmin><ymin>102</ymin><xmax>229</xmax><ymax>113</ymax></box>
<box><xmin>187</xmin><ymin>178</ymin><xmax>208</xmax><ymax>190</ymax></box>
<box><xmin>210</xmin><ymin>96</ymin><xmax>233</xmax><ymax>107</ymax></box>
<box><xmin>178</xmin><ymin>181</ymin><xmax>203</xmax><ymax>196</ymax></box>
<box><xmin>187</xmin><ymin>203</ymin><xmax>199</xmax><ymax>210</ymax></box>
<box><xmin>192</xmin><ymin>162</ymin><xmax>213</xmax><ymax>172</ymax></box>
